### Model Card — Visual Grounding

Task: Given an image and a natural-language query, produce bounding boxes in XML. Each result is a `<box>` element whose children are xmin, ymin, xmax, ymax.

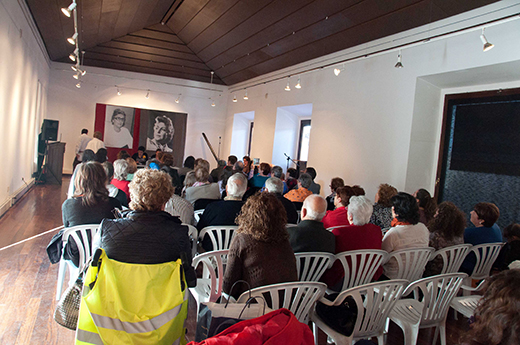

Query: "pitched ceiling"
<box><xmin>26</xmin><ymin>0</ymin><xmax>499</xmax><ymax>86</ymax></box>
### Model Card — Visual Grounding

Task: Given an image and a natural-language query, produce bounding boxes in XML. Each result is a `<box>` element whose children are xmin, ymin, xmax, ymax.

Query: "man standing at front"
<box><xmin>73</xmin><ymin>129</ymin><xmax>91</xmax><ymax>171</ymax></box>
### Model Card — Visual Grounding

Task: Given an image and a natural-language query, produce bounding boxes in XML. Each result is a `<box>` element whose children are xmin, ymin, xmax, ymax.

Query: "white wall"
<box><xmin>230</xmin><ymin>111</ymin><xmax>254</xmax><ymax>159</ymax></box>
<box><xmin>0</xmin><ymin>0</ymin><xmax>50</xmax><ymax>211</ymax></box>
<box><xmin>272</xmin><ymin>107</ymin><xmax>298</xmax><ymax>169</ymax></box>
<box><xmin>47</xmin><ymin>64</ymin><xmax>229</xmax><ymax>174</ymax></box>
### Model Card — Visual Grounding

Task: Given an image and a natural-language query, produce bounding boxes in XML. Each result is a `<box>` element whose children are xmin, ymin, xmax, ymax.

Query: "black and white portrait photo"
<box><xmin>146</xmin><ymin>114</ymin><xmax>174</xmax><ymax>152</ymax></box>
<box><xmin>104</xmin><ymin>106</ymin><xmax>135</xmax><ymax>149</ymax></box>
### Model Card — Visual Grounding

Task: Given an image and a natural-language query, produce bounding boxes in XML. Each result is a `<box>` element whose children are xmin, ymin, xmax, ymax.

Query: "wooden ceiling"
<box><xmin>26</xmin><ymin>0</ymin><xmax>499</xmax><ymax>86</ymax></box>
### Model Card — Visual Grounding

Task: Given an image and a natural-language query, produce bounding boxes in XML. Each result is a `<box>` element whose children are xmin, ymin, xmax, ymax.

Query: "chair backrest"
<box><xmin>191</xmin><ymin>250</ymin><xmax>229</xmax><ymax>302</ymax></box>
<box><xmin>403</xmin><ymin>273</ymin><xmax>466</xmax><ymax>326</ymax></box>
<box><xmin>236</xmin><ymin>282</ymin><xmax>326</xmax><ymax>324</ymax></box>
<box><xmin>470</xmin><ymin>243</ymin><xmax>504</xmax><ymax>280</ymax></box>
<box><xmin>183</xmin><ymin>224</ymin><xmax>198</xmax><ymax>257</ymax></box>
<box><xmin>61</xmin><ymin>224</ymin><xmax>100</xmax><ymax>271</ymax></box>
<box><xmin>326</xmin><ymin>225</ymin><xmax>349</xmax><ymax>232</ymax></box>
<box><xmin>336</xmin><ymin>249</ymin><xmax>388</xmax><ymax>290</ymax></box>
<box><xmin>198</xmin><ymin>226</ymin><xmax>238</xmax><ymax>251</ymax></box>
<box><xmin>331</xmin><ymin>279</ymin><xmax>408</xmax><ymax>339</ymax></box>
<box><xmin>430</xmin><ymin>244</ymin><xmax>472</xmax><ymax>274</ymax></box>
<box><xmin>295</xmin><ymin>252</ymin><xmax>336</xmax><ymax>282</ymax></box>
<box><xmin>193</xmin><ymin>209</ymin><xmax>204</xmax><ymax>224</ymax></box>
<box><xmin>386</xmin><ymin>247</ymin><xmax>435</xmax><ymax>282</ymax></box>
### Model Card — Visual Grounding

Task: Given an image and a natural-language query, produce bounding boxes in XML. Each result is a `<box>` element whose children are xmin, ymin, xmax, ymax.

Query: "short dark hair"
<box><xmin>81</xmin><ymin>128</ymin><xmax>88</xmax><ymax>134</ymax></box>
<box><xmin>306</xmin><ymin>167</ymin><xmax>317</xmax><ymax>180</ymax></box>
<box><xmin>93</xmin><ymin>131</ymin><xmax>103</xmax><ymax>140</ymax></box>
<box><xmin>351</xmin><ymin>185</ymin><xmax>365</xmax><ymax>196</ymax></box>
<box><xmin>287</xmin><ymin>168</ymin><xmax>298</xmax><ymax>179</ymax></box>
<box><xmin>95</xmin><ymin>148</ymin><xmax>107</xmax><ymax>163</ymax></box>
<box><xmin>330</xmin><ymin>177</ymin><xmax>344</xmax><ymax>191</ymax></box>
<box><xmin>138</xmin><ymin>146</ymin><xmax>145</xmax><ymax>151</ymax></box>
<box><xmin>392</xmin><ymin>192</ymin><xmax>420</xmax><ymax>224</ymax></box>
<box><xmin>503</xmin><ymin>223</ymin><xmax>520</xmax><ymax>241</ymax></box>
<box><xmin>336</xmin><ymin>186</ymin><xmax>355</xmax><ymax>207</ymax></box>
<box><xmin>228</xmin><ymin>155</ymin><xmax>237</xmax><ymax>165</ymax></box>
<box><xmin>82</xmin><ymin>149</ymin><xmax>96</xmax><ymax>163</ymax></box>
<box><xmin>259</xmin><ymin>162</ymin><xmax>271</xmax><ymax>175</ymax></box>
<box><xmin>184</xmin><ymin>156</ymin><xmax>195</xmax><ymax>169</ymax></box>
<box><xmin>299</xmin><ymin>173</ymin><xmax>312</xmax><ymax>189</ymax></box>
<box><xmin>117</xmin><ymin>150</ymin><xmax>130</xmax><ymax>160</ymax></box>
<box><xmin>473</xmin><ymin>202</ymin><xmax>500</xmax><ymax>227</ymax></box>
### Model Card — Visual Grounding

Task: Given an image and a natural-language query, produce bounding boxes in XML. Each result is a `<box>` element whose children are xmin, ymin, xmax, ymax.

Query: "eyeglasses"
<box><xmin>114</xmin><ymin>117</ymin><xmax>125</xmax><ymax>121</ymax></box>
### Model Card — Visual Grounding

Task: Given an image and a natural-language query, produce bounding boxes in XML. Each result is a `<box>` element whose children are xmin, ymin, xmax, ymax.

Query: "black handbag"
<box><xmin>315</xmin><ymin>295</ymin><xmax>358</xmax><ymax>337</ymax></box>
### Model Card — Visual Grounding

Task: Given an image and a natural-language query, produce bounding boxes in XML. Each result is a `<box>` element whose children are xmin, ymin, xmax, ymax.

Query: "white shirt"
<box><xmin>75</xmin><ymin>133</ymin><xmax>91</xmax><ymax>161</ymax></box>
<box><xmin>85</xmin><ymin>138</ymin><xmax>106</xmax><ymax>153</ymax></box>
<box><xmin>104</xmin><ymin>126</ymin><xmax>133</xmax><ymax>149</ymax></box>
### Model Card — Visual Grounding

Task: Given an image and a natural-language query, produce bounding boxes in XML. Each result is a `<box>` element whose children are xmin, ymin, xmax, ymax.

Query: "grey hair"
<box><xmin>113</xmin><ymin>159</ymin><xmax>129</xmax><ymax>181</ymax></box>
<box><xmin>347</xmin><ymin>195</ymin><xmax>374</xmax><ymax>226</ymax></box>
<box><xmin>227</xmin><ymin>173</ymin><xmax>248</xmax><ymax>198</ymax></box>
<box><xmin>265</xmin><ymin>177</ymin><xmax>284</xmax><ymax>194</ymax></box>
<box><xmin>299</xmin><ymin>173</ymin><xmax>312</xmax><ymax>189</ymax></box>
<box><xmin>303</xmin><ymin>194</ymin><xmax>327</xmax><ymax>221</ymax></box>
<box><xmin>271</xmin><ymin>166</ymin><xmax>283</xmax><ymax>178</ymax></box>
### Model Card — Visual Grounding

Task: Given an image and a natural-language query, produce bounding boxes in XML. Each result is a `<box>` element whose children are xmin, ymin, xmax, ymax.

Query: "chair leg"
<box><xmin>56</xmin><ymin>259</ymin><xmax>66</xmax><ymax>300</ymax></box>
<box><xmin>439</xmin><ymin>323</ymin><xmax>447</xmax><ymax>345</ymax></box>
<box><xmin>400</xmin><ymin>323</ymin><xmax>419</xmax><ymax>345</ymax></box>
<box><xmin>432</xmin><ymin>326</ymin><xmax>439</xmax><ymax>345</ymax></box>
<box><xmin>312</xmin><ymin>322</ymin><xmax>318</xmax><ymax>345</ymax></box>
<box><xmin>377</xmin><ymin>334</ymin><xmax>385</xmax><ymax>345</ymax></box>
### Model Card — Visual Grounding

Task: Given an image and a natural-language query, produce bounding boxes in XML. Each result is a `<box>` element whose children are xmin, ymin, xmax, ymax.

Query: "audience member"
<box><xmin>85</xmin><ymin>131</ymin><xmax>105</xmax><ymax>153</ymax></box>
<box><xmin>210</xmin><ymin>160</ymin><xmax>226</xmax><ymax>183</ymax></box>
<box><xmin>125</xmin><ymin>157</ymin><xmax>137</xmax><ymax>180</ymax></box>
<box><xmin>116</xmin><ymin>150</ymin><xmax>131</xmax><ymax>160</ymax></box>
<box><xmin>223</xmin><ymin>192</ymin><xmax>297</xmax><ymax>299</ymax></box>
<box><xmin>264</xmin><ymin>177</ymin><xmax>298</xmax><ymax>224</ymax></box>
<box><xmin>285</xmin><ymin>168</ymin><xmax>299</xmax><ymax>191</ymax></box>
<box><xmin>226</xmin><ymin>155</ymin><xmax>237</xmax><ymax>172</ymax></box>
<box><xmin>414</xmin><ymin>188</ymin><xmax>437</xmax><ymax>225</ymax></box>
<box><xmin>150</xmin><ymin>148</ymin><xmax>162</xmax><ymax>160</ymax></box>
<box><xmin>493</xmin><ymin>223</ymin><xmax>520</xmax><ymax>271</ymax></box>
<box><xmin>131</xmin><ymin>146</ymin><xmax>148</xmax><ymax>165</ymax></box>
<box><xmin>369</xmin><ymin>183</ymin><xmax>398</xmax><ymax>230</ymax></box>
<box><xmin>322</xmin><ymin>195</ymin><xmax>383</xmax><ymax>290</ymax></box>
<box><xmin>423</xmin><ymin>201</ymin><xmax>465</xmax><ymax>277</ymax></box>
<box><xmin>326</xmin><ymin>177</ymin><xmax>344</xmax><ymax>211</ymax></box>
<box><xmin>177</xmin><ymin>156</ymin><xmax>195</xmax><ymax>177</ymax></box>
<box><xmin>381</xmin><ymin>192</ymin><xmax>429</xmax><ymax>279</ymax></box>
<box><xmin>181</xmin><ymin>171</ymin><xmax>196</xmax><ymax>198</ymax></box>
<box><xmin>249</xmin><ymin>162</ymin><xmax>271</xmax><ymax>188</ymax></box>
<box><xmin>461</xmin><ymin>202</ymin><xmax>502</xmax><ymax>274</ymax></box>
<box><xmin>287</xmin><ymin>194</ymin><xmax>335</xmax><ymax>253</ymax></box>
<box><xmin>351</xmin><ymin>185</ymin><xmax>365</xmax><ymax>196</ymax></box>
<box><xmin>160</xmin><ymin>153</ymin><xmax>182</xmax><ymax>189</ymax></box>
<box><xmin>305</xmin><ymin>167</ymin><xmax>321</xmax><ymax>195</ymax></box>
<box><xmin>242</xmin><ymin>156</ymin><xmax>254</xmax><ymax>179</ymax></box>
<box><xmin>102</xmin><ymin>161</ymin><xmax>128</xmax><ymax>208</ymax></box>
<box><xmin>261</xmin><ymin>165</ymin><xmax>288</xmax><ymax>194</ymax></box>
<box><xmin>146</xmin><ymin>158</ymin><xmax>161</xmax><ymax>170</ymax></box>
<box><xmin>112</xmin><ymin>159</ymin><xmax>131</xmax><ymax>202</ymax></box>
<box><xmin>95</xmin><ymin>148</ymin><xmax>107</xmax><ymax>163</ymax></box>
<box><xmin>73</xmin><ymin>128</ymin><xmax>91</xmax><ymax>171</ymax></box>
<box><xmin>284</xmin><ymin>173</ymin><xmax>313</xmax><ymax>202</ymax></box>
<box><xmin>184</xmin><ymin>167</ymin><xmax>220</xmax><ymax>204</ymax></box>
<box><xmin>68</xmin><ymin>149</ymin><xmax>97</xmax><ymax>198</ymax></box>
<box><xmin>164</xmin><ymin>193</ymin><xmax>194</xmax><ymax>225</ymax></box>
<box><xmin>321</xmin><ymin>186</ymin><xmax>354</xmax><ymax>229</ymax></box>
<box><xmin>233</xmin><ymin>160</ymin><xmax>244</xmax><ymax>172</ymax></box>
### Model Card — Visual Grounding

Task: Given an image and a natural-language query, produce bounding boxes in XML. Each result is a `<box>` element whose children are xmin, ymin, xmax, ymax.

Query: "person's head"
<box><xmin>102</xmin><ymin>161</ymin><xmax>114</xmax><ymax>182</ymax></box>
<box><xmin>81</xmin><ymin>128</ymin><xmax>88</xmax><ymax>135</ymax></box>
<box><xmin>226</xmin><ymin>173</ymin><xmax>248</xmax><ymax>199</ymax></box>
<box><xmin>73</xmin><ymin>161</ymin><xmax>108</xmax><ymax>207</ymax></box>
<box><xmin>391</xmin><ymin>192</ymin><xmax>420</xmax><ymax>224</ymax></box>
<box><xmin>236</xmin><ymin>192</ymin><xmax>288</xmax><ymax>242</ymax></box>
<box><xmin>259</xmin><ymin>162</ymin><xmax>271</xmax><ymax>176</ymax></box>
<box><xmin>351</xmin><ymin>185</ymin><xmax>365</xmax><ymax>196</ymax></box>
<box><xmin>243</xmin><ymin>156</ymin><xmax>252</xmax><ymax>167</ymax></box>
<box><xmin>298</xmin><ymin>173</ymin><xmax>312</xmax><ymax>189</ymax></box>
<box><xmin>227</xmin><ymin>155</ymin><xmax>237</xmax><ymax>166</ymax></box>
<box><xmin>302</xmin><ymin>194</ymin><xmax>327</xmax><ymax>221</ymax></box>
<box><xmin>95</xmin><ymin>148</ymin><xmax>107</xmax><ymax>163</ymax></box>
<box><xmin>414</xmin><ymin>188</ymin><xmax>437</xmax><ymax>218</ymax></box>
<box><xmin>234</xmin><ymin>160</ymin><xmax>244</xmax><ymax>172</ymax></box>
<box><xmin>195</xmin><ymin>159</ymin><xmax>210</xmax><ymax>172</ymax></box>
<box><xmin>471</xmin><ymin>202</ymin><xmax>500</xmax><ymax>227</ymax></box>
<box><xmin>82</xmin><ymin>149</ymin><xmax>96</xmax><ymax>163</ymax></box>
<box><xmin>137</xmin><ymin>146</ymin><xmax>145</xmax><ymax>155</ymax></box>
<box><xmin>146</xmin><ymin>158</ymin><xmax>161</xmax><ymax>170</ymax></box>
<box><xmin>194</xmin><ymin>167</ymin><xmax>209</xmax><ymax>183</ymax></box>
<box><xmin>111</xmin><ymin>108</ymin><xmax>126</xmax><ymax>128</ymax></box>
<box><xmin>117</xmin><ymin>150</ymin><xmax>130</xmax><ymax>160</ymax></box>
<box><xmin>161</xmin><ymin>153</ymin><xmax>174</xmax><ymax>167</ymax></box>
<box><xmin>129</xmin><ymin>169</ymin><xmax>173</xmax><ymax>212</ymax></box>
<box><xmin>335</xmin><ymin>186</ymin><xmax>355</xmax><ymax>207</ymax></box>
<box><xmin>428</xmin><ymin>201</ymin><xmax>466</xmax><ymax>240</ymax></box>
<box><xmin>271</xmin><ymin>166</ymin><xmax>283</xmax><ymax>178</ymax></box>
<box><xmin>265</xmin><ymin>177</ymin><xmax>284</xmax><ymax>194</ymax></box>
<box><xmin>287</xmin><ymin>168</ymin><xmax>298</xmax><ymax>179</ymax></box>
<box><xmin>462</xmin><ymin>269</ymin><xmax>520</xmax><ymax>345</ymax></box>
<box><xmin>376</xmin><ymin>183</ymin><xmax>398</xmax><ymax>207</ymax></box>
<box><xmin>305</xmin><ymin>167</ymin><xmax>317</xmax><ymax>180</ymax></box>
<box><xmin>93</xmin><ymin>131</ymin><xmax>102</xmax><ymax>140</ymax></box>
<box><xmin>218</xmin><ymin>159</ymin><xmax>227</xmax><ymax>167</ymax></box>
<box><xmin>152</xmin><ymin>115</ymin><xmax>174</xmax><ymax>144</ymax></box>
<box><xmin>184</xmin><ymin>156</ymin><xmax>195</xmax><ymax>169</ymax></box>
<box><xmin>184</xmin><ymin>171</ymin><xmax>196</xmax><ymax>187</ymax></box>
<box><xmin>156</xmin><ymin>151</ymin><xmax>164</xmax><ymax>162</ymax></box>
<box><xmin>113</xmin><ymin>159</ymin><xmax>129</xmax><ymax>181</ymax></box>
<box><xmin>347</xmin><ymin>195</ymin><xmax>374</xmax><ymax>226</ymax></box>
<box><xmin>330</xmin><ymin>177</ymin><xmax>344</xmax><ymax>193</ymax></box>
<box><xmin>503</xmin><ymin>223</ymin><xmax>520</xmax><ymax>242</ymax></box>
<box><xmin>126</xmin><ymin>157</ymin><xmax>137</xmax><ymax>174</ymax></box>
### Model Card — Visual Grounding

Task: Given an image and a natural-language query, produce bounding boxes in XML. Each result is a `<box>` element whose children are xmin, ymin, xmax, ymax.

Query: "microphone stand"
<box><xmin>284</xmin><ymin>153</ymin><xmax>300</xmax><ymax>173</ymax></box>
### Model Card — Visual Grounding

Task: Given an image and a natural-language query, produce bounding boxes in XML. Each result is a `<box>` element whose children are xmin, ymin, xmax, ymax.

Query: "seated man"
<box><xmin>284</xmin><ymin>173</ymin><xmax>314</xmax><ymax>202</ymax></box>
<box><xmin>305</xmin><ymin>167</ymin><xmax>321</xmax><ymax>195</ymax></box>
<box><xmin>264</xmin><ymin>177</ymin><xmax>298</xmax><ymax>224</ymax></box>
<box><xmin>287</xmin><ymin>195</ymin><xmax>335</xmax><ymax>254</ymax></box>
<box><xmin>262</xmin><ymin>166</ymin><xmax>288</xmax><ymax>194</ymax></box>
<box><xmin>197</xmin><ymin>173</ymin><xmax>248</xmax><ymax>251</ymax></box>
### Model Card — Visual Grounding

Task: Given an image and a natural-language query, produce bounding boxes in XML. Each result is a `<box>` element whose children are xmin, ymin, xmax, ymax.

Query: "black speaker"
<box><xmin>42</xmin><ymin>119</ymin><xmax>59</xmax><ymax>141</ymax></box>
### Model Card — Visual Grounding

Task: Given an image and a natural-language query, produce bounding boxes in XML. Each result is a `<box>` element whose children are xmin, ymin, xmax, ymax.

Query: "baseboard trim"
<box><xmin>0</xmin><ymin>178</ymin><xmax>35</xmax><ymax>219</ymax></box>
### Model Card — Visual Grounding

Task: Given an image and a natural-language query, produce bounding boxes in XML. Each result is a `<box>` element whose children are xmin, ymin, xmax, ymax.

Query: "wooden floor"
<box><xmin>0</xmin><ymin>177</ymin><xmax>470</xmax><ymax>344</ymax></box>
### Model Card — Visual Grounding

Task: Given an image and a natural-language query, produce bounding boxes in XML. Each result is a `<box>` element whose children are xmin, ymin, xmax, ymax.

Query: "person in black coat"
<box><xmin>264</xmin><ymin>177</ymin><xmax>298</xmax><ymax>225</ymax></box>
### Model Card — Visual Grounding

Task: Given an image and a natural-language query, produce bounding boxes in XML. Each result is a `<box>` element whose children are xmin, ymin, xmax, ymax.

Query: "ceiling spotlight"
<box><xmin>233</xmin><ymin>94</ymin><xmax>238</xmax><ymax>102</ymax></box>
<box><xmin>76</xmin><ymin>81</ymin><xmax>81</xmax><ymax>89</ymax></box>
<box><xmin>243</xmin><ymin>90</ymin><xmax>248</xmax><ymax>100</ymax></box>
<box><xmin>69</xmin><ymin>53</ymin><xmax>76</xmax><ymax>62</ymax></box>
<box><xmin>71</xmin><ymin>65</ymin><xmax>78</xmax><ymax>71</ymax></box>
<box><xmin>79</xmin><ymin>69</ymin><xmax>86</xmax><ymax>76</ymax></box>
<box><xmin>295</xmin><ymin>77</ymin><xmax>301</xmax><ymax>89</ymax></box>
<box><xmin>61</xmin><ymin>2</ymin><xmax>77</xmax><ymax>17</ymax></box>
<box><xmin>67</xmin><ymin>33</ymin><xmax>78</xmax><ymax>45</ymax></box>
<box><xmin>395</xmin><ymin>50</ymin><xmax>404</xmax><ymax>68</ymax></box>
<box><xmin>211</xmin><ymin>101</ymin><xmax>216</xmax><ymax>107</ymax></box>
<box><xmin>480</xmin><ymin>28</ymin><xmax>494</xmax><ymax>52</ymax></box>
<box><xmin>73</xmin><ymin>72</ymin><xmax>80</xmax><ymax>80</ymax></box>
<box><xmin>175</xmin><ymin>94</ymin><xmax>181</xmax><ymax>103</ymax></box>
<box><xmin>285</xmin><ymin>78</ymin><xmax>291</xmax><ymax>91</ymax></box>
<box><xmin>333</xmin><ymin>68</ymin><xmax>341</xmax><ymax>76</ymax></box>
<box><xmin>116</xmin><ymin>87</ymin><xmax>122</xmax><ymax>96</ymax></box>
<box><xmin>145</xmin><ymin>89</ymin><xmax>150</xmax><ymax>99</ymax></box>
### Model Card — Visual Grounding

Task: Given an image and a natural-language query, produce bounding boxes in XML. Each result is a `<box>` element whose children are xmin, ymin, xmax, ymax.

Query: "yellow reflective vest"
<box><xmin>76</xmin><ymin>249</ymin><xmax>188</xmax><ymax>345</ymax></box>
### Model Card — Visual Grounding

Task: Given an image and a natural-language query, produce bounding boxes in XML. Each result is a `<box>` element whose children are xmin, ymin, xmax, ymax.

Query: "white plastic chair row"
<box><xmin>197</xmin><ymin>225</ymin><xmax>237</xmax><ymax>251</ymax></box>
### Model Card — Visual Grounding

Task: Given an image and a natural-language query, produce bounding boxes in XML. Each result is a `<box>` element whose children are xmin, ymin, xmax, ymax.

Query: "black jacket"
<box><xmin>287</xmin><ymin>220</ymin><xmax>336</xmax><ymax>254</ymax></box>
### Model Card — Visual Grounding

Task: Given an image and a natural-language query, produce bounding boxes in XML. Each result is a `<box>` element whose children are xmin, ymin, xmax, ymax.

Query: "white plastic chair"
<box><xmin>56</xmin><ymin>224</ymin><xmax>99</xmax><ymax>300</ymax></box>
<box><xmin>189</xmin><ymin>250</ymin><xmax>228</xmax><ymax>319</ymax></box>
<box><xmin>183</xmin><ymin>224</ymin><xmax>198</xmax><ymax>257</ymax></box>
<box><xmin>332</xmin><ymin>249</ymin><xmax>388</xmax><ymax>292</ymax></box>
<box><xmin>311</xmin><ymin>279</ymin><xmax>408</xmax><ymax>345</ymax></box>
<box><xmin>236</xmin><ymin>281</ymin><xmax>326</xmax><ymax>324</ymax></box>
<box><xmin>294</xmin><ymin>252</ymin><xmax>335</xmax><ymax>282</ymax></box>
<box><xmin>467</xmin><ymin>243</ymin><xmax>504</xmax><ymax>280</ymax></box>
<box><xmin>388</xmin><ymin>273</ymin><xmax>467</xmax><ymax>345</ymax></box>
<box><xmin>198</xmin><ymin>225</ymin><xmax>238</xmax><ymax>251</ymax></box>
<box><xmin>384</xmin><ymin>247</ymin><xmax>435</xmax><ymax>282</ymax></box>
<box><xmin>326</xmin><ymin>225</ymin><xmax>349</xmax><ymax>232</ymax></box>
<box><xmin>429</xmin><ymin>244</ymin><xmax>471</xmax><ymax>274</ymax></box>
<box><xmin>193</xmin><ymin>209</ymin><xmax>204</xmax><ymax>225</ymax></box>
<box><xmin>449</xmin><ymin>279</ymin><xmax>486</xmax><ymax>319</ymax></box>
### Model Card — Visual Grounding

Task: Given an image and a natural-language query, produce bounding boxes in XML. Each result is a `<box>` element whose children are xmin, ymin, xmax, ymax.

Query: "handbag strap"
<box><xmin>224</xmin><ymin>280</ymin><xmax>251</xmax><ymax>307</ymax></box>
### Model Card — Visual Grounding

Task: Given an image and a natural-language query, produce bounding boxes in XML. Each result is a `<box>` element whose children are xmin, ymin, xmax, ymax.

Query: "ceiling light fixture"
<box><xmin>145</xmin><ymin>89</ymin><xmax>150</xmax><ymax>99</ymax></box>
<box><xmin>243</xmin><ymin>90</ymin><xmax>248</xmax><ymax>100</ymax></box>
<box><xmin>211</xmin><ymin>100</ymin><xmax>216</xmax><ymax>107</ymax></box>
<box><xmin>233</xmin><ymin>94</ymin><xmax>238</xmax><ymax>102</ymax></box>
<box><xmin>285</xmin><ymin>78</ymin><xmax>291</xmax><ymax>91</ymax></box>
<box><xmin>69</xmin><ymin>53</ymin><xmax>76</xmax><ymax>62</ymax></box>
<box><xmin>333</xmin><ymin>68</ymin><xmax>341</xmax><ymax>76</ymax></box>
<box><xmin>76</xmin><ymin>81</ymin><xmax>81</xmax><ymax>89</ymax></box>
<box><xmin>116</xmin><ymin>87</ymin><xmax>122</xmax><ymax>96</ymax></box>
<box><xmin>395</xmin><ymin>50</ymin><xmax>404</xmax><ymax>68</ymax></box>
<box><xmin>480</xmin><ymin>28</ymin><xmax>494</xmax><ymax>52</ymax></box>
<box><xmin>175</xmin><ymin>94</ymin><xmax>181</xmax><ymax>103</ymax></box>
<box><xmin>295</xmin><ymin>76</ymin><xmax>301</xmax><ymax>89</ymax></box>
<box><xmin>73</xmin><ymin>72</ymin><xmax>80</xmax><ymax>80</ymax></box>
<box><xmin>71</xmin><ymin>65</ymin><xmax>78</xmax><ymax>72</ymax></box>
<box><xmin>61</xmin><ymin>1</ymin><xmax>77</xmax><ymax>17</ymax></box>
<box><xmin>67</xmin><ymin>33</ymin><xmax>78</xmax><ymax>45</ymax></box>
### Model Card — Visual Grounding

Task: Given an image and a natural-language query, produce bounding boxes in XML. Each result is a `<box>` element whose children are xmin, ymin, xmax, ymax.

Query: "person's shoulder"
<box><xmin>107</xmin><ymin>196</ymin><xmax>122</xmax><ymax>208</ymax></box>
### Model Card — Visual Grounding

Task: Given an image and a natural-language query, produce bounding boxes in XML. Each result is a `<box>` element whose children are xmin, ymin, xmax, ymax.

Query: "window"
<box><xmin>297</xmin><ymin>119</ymin><xmax>311</xmax><ymax>161</ymax></box>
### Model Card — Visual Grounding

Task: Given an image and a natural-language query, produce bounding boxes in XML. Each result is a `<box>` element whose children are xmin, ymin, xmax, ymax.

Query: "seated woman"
<box><xmin>223</xmin><ymin>192</ymin><xmax>297</xmax><ymax>299</ymax></box>
<box><xmin>96</xmin><ymin>168</ymin><xmax>196</xmax><ymax>285</ymax></box>
<box><xmin>102</xmin><ymin>161</ymin><xmax>128</xmax><ymax>208</ymax></box>
<box><xmin>321</xmin><ymin>186</ymin><xmax>354</xmax><ymax>229</ymax></box>
<box><xmin>460</xmin><ymin>202</ymin><xmax>502</xmax><ymax>274</ymax></box>
<box><xmin>369</xmin><ymin>183</ymin><xmax>398</xmax><ymax>230</ymax></box>
<box><xmin>414</xmin><ymin>188</ymin><xmax>437</xmax><ymax>225</ymax></box>
<box><xmin>326</xmin><ymin>177</ymin><xmax>345</xmax><ymax>211</ymax></box>
<box><xmin>493</xmin><ymin>223</ymin><xmax>520</xmax><ymax>272</ymax></box>
<box><xmin>184</xmin><ymin>167</ymin><xmax>220</xmax><ymax>204</ymax></box>
<box><xmin>322</xmin><ymin>195</ymin><xmax>383</xmax><ymax>290</ymax></box>
<box><xmin>111</xmin><ymin>159</ymin><xmax>131</xmax><ymax>202</ymax></box>
<box><xmin>48</xmin><ymin>161</ymin><xmax>121</xmax><ymax>267</ymax></box>
<box><xmin>249</xmin><ymin>162</ymin><xmax>271</xmax><ymax>188</ymax></box>
<box><xmin>423</xmin><ymin>201</ymin><xmax>465</xmax><ymax>277</ymax></box>
<box><xmin>381</xmin><ymin>192</ymin><xmax>429</xmax><ymax>279</ymax></box>
<box><xmin>125</xmin><ymin>157</ymin><xmax>137</xmax><ymax>181</ymax></box>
